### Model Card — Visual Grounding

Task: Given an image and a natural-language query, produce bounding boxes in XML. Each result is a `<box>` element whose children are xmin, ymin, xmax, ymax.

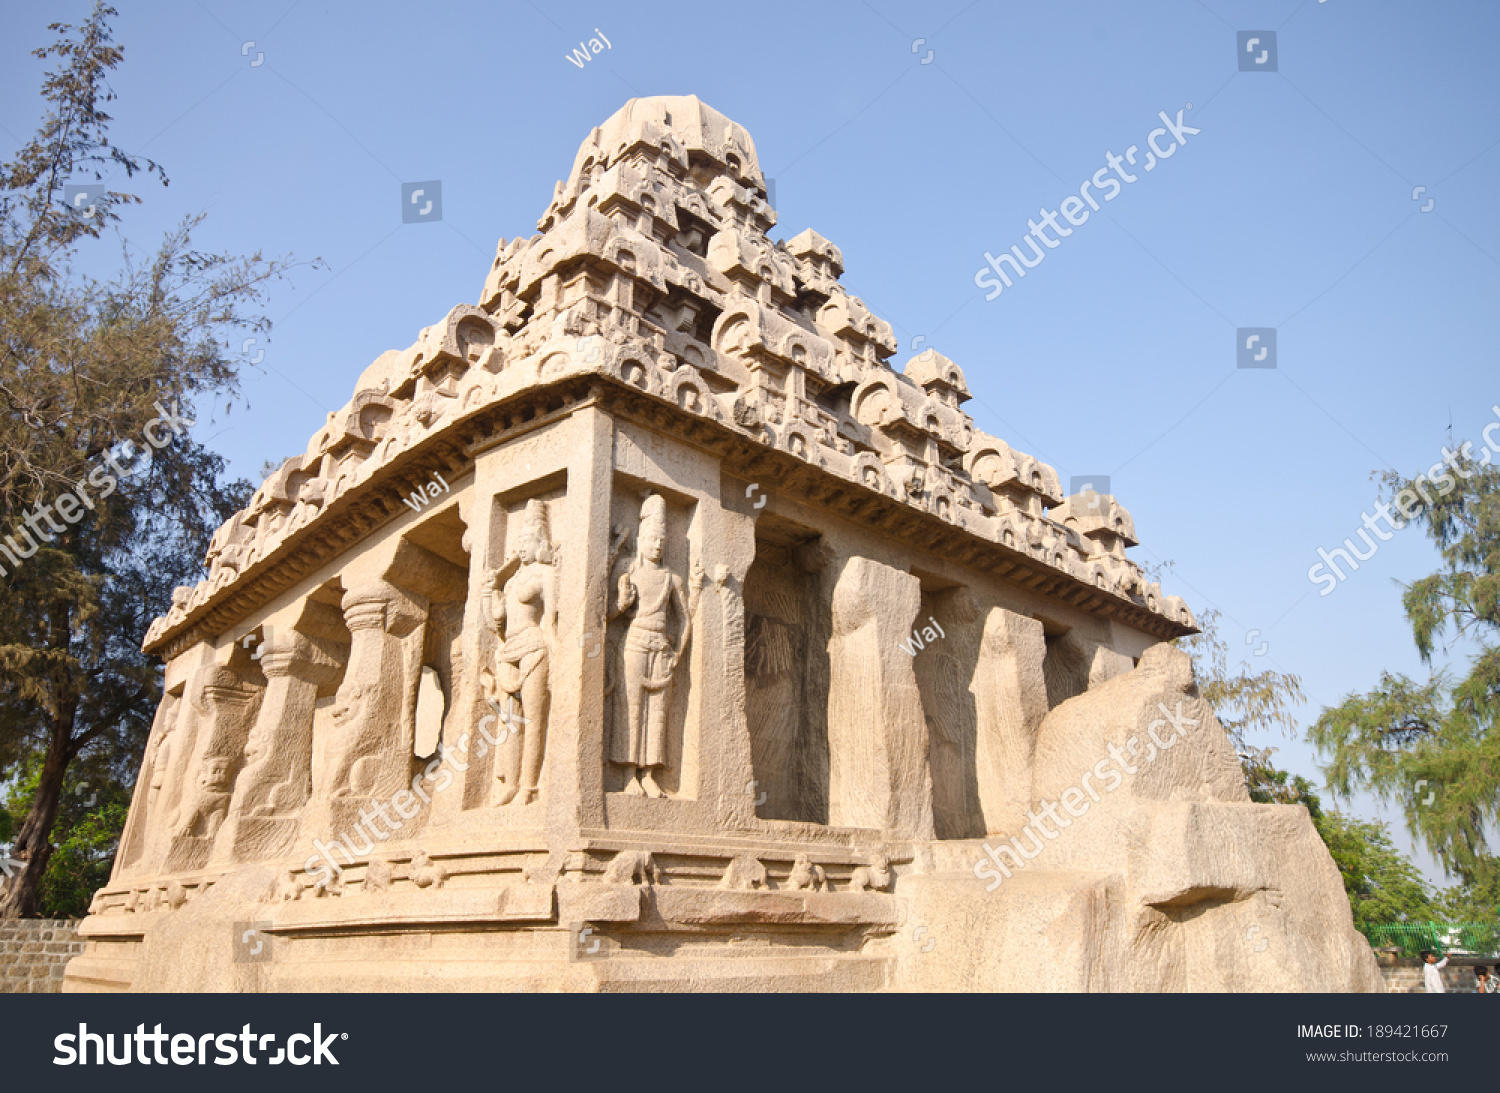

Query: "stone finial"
<box><xmin>902</xmin><ymin>349</ymin><xmax>971</xmax><ymax>406</ymax></box>
<box><xmin>785</xmin><ymin>229</ymin><xmax>844</xmax><ymax>279</ymax></box>
<box><xmin>1062</xmin><ymin>492</ymin><xmax>1139</xmax><ymax>549</ymax></box>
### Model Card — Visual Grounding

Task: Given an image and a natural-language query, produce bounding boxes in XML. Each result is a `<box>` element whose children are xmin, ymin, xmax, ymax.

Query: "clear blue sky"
<box><xmin>3</xmin><ymin>0</ymin><xmax>1495</xmax><ymax>888</ymax></box>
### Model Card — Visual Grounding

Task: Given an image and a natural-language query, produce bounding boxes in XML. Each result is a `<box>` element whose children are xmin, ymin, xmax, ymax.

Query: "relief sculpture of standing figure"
<box><xmin>609</xmin><ymin>493</ymin><xmax>699</xmax><ymax>798</ymax></box>
<box><xmin>481</xmin><ymin>498</ymin><xmax>555</xmax><ymax>805</ymax></box>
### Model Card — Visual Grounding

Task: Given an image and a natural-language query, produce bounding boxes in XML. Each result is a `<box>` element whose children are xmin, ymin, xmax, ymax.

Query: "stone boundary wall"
<box><xmin>0</xmin><ymin>920</ymin><xmax>83</xmax><ymax>994</ymax></box>
<box><xmin>1379</xmin><ymin>954</ymin><xmax>1498</xmax><ymax>994</ymax></box>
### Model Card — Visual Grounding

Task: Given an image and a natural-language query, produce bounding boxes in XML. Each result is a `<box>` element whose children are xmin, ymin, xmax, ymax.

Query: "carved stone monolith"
<box><xmin>66</xmin><ymin>96</ymin><xmax>1379</xmax><ymax>994</ymax></box>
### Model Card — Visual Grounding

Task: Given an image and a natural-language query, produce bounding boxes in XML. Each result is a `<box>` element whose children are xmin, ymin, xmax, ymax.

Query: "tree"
<box><xmin>1174</xmin><ymin>602</ymin><xmax>1437</xmax><ymax>927</ymax></box>
<box><xmin>0</xmin><ymin>4</ymin><xmax>302</xmax><ymax>917</ymax></box>
<box><xmin>2</xmin><ymin>752</ymin><xmax>131</xmax><ymax>918</ymax></box>
<box><xmin>1312</xmin><ymin>809</ymin><xmax>1437</xmax><ymax>930</ymax></box>
<box><xmin>1434</xmin><ymin>872</ymin><xmax>1500</xmax><ymax>923</ymax></box>
<box><xmin>1309</xmin><ymin>441</ymin><xmax>1500</xmax><ymax>899</ymax></box>
<box><xmin>1174</xmin><ymin>605</ymin><xmax>1307</xmax><ymax>793</ymax></box>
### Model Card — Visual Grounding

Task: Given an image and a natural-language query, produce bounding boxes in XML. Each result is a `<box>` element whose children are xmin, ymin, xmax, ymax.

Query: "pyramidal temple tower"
<box><xmin>66</xmin><ymin>96</ymin><xmax>1380</xmax><ymax>993</ymax></box>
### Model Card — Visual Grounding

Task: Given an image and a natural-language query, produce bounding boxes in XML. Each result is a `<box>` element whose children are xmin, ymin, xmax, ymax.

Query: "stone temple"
<box><xmin>65</xmin><ymin>96</ymin><xmax>1381</xmax><ymax>992</ymax></box>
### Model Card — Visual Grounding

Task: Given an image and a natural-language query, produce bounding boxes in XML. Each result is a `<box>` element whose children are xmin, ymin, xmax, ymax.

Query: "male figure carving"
<box><xmin>609</xmin><ymin>493</ymin><xmax>696</xmax><ymax>798</ymax></box>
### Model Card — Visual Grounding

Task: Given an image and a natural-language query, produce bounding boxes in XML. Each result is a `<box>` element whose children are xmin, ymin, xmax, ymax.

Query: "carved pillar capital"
<box><xmin>342</xmin><ymin>579</ymin><xmax>424</xmax><ymax>636</ymax></box>
<box><xmin>256</xmin><ymin>633</ymin><xmax>346</xmax><ymax>685</ymax></box>
<box><xmin>342</xmin><ymin>599</ymin><xmax>389</xmax><ymax>633</ymax></box>
<box><xmin>256</xmin><ymin>649</ymin><xmax>303</xmax><ymax>678</ymax></box>
<box><xmin>196</xmin><ymin>665</ymin><xmax>258</xmax><ymax>711</ymax></box>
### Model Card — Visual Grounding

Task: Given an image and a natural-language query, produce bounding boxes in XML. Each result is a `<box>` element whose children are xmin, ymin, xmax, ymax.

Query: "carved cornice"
<box><xmin>145</xmin><ymin>366</ymin><xmax>1192</xmax><ymax>655</ymax></box>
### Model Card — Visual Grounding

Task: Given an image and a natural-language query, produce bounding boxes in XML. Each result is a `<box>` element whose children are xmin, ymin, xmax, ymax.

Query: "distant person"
<box><xmin>1422</xmin><ymin>950</ymin><xmax>1448</xmax><ymax>993</ymax></box>
<box><xmin>1475</xmin><ymin>967</ymin><xmax>1490</xmax><ymax>993</ymax></box>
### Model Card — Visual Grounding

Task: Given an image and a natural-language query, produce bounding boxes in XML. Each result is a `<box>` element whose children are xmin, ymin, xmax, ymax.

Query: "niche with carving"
<box><xmin>473</xmin><ymin>483</ymin><xmax>563</xmax><ymax>809</ymax></box>
<box><xmin>603</xmin><ymin>484</ymin><xmax>700</xmax><ymax>799</ymax></box>
<box><xmin>741</xmin><ymin>514</ymin><xmax>829</xmax><ymax>823</ymax></box>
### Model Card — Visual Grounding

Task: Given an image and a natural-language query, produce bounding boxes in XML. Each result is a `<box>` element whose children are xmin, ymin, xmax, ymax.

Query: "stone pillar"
<box><xmin>709</xmin><ymin>493</ymin><xmax>760</xmax><ymax>831</ymax></box>
<box><xmin>1043</xmin><ymin>628</ymin><xmax>1133</xmax><ymax>708</ymax></box>
<box><xmin>309</xmin><ymin>580</ymin><xmax>425</xmax><ymax>839</ymax></box>
<box><xmin>139</xmin><ymin>660</ymin><xmax>215</xmax><ymax>873</ymax></box>
<box><xmin>438</xmin><ymin>487</ymin><xmax>496</xmax><ymax>819</ymax></box>
<box><xmin>553</xmin><ymin>405</ymin><xmax>614</xmax><ymax>834</ymax></box>
<box><xmin>826</xmin><ymin>555</ymin><xmax>934</xmax><ymax>839</ymax></box>
<box><xmin>113</xmin><ymin>688</ymin><xmax>183</xmax><ymax>880</ymax></box>
<box><xmin>161</xmin><ymin>666</ymin><xmax>262</xmax><ymax>874</ymax></box>
<box><xmin>1088</xmin><ymin>642</ymin><xmax>1135</xmax><ymax>687</ymax></box>
<box><xmin>972</xmin><ymin>606</ymin><xmax>1048</xmax><ymax>836</ymax></box>
<box><xmin>210</xmin><ymin>632</ymin><xmax>345</xmax><ymax>866</ymax></box>
<box><xmin>913</xmin><ymin>587</ymin><xmax>984</xmax><ymax>840</ymax></box>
